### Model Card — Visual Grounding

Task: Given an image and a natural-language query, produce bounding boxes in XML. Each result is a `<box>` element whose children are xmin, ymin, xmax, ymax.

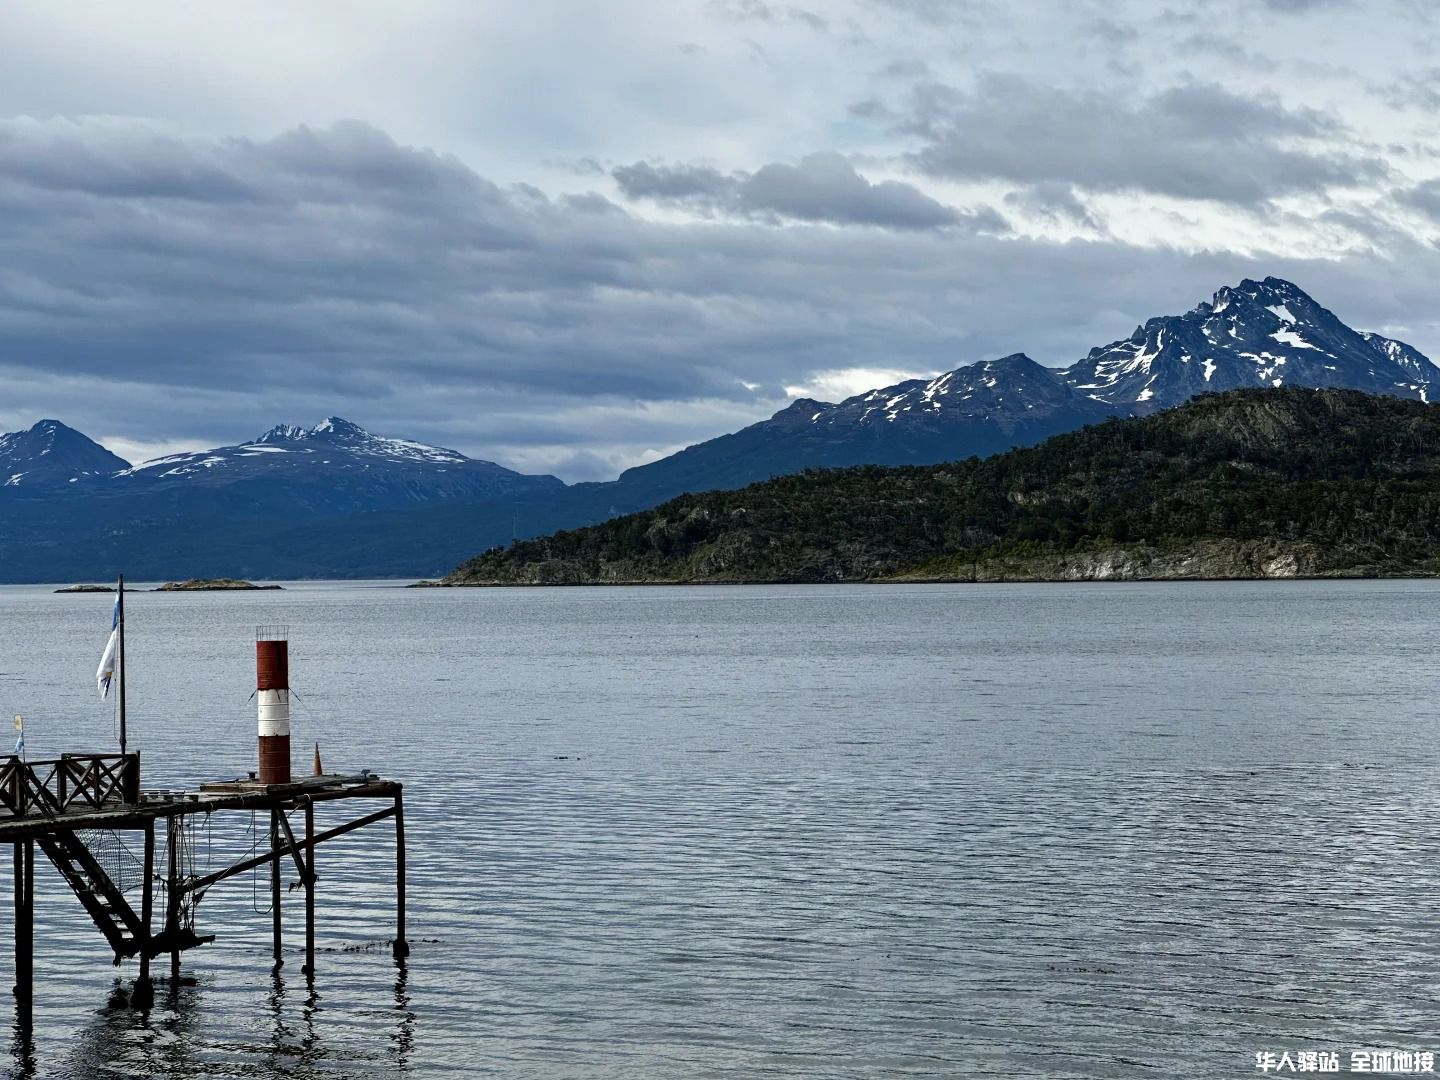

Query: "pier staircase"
<box><xmin>0</xmin><ymin>753</ymin><xmax>153</xmax><ymax>963</ymax></box>
<box><xmin>37</xmin><ymin>831</ymin><xmax>149</xmax><ymax>961</ymax></box>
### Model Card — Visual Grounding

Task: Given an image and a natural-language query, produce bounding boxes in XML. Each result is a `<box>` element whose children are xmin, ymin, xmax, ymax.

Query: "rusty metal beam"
<box><xmin>180</xmin><ymin>805</ymin><xmax>396</xmax><ymax>896</ymax></box>
<box><xmin>275</xmin><ymin>808</ymin><xmax>312</xmax><ymax>884</ymax></box>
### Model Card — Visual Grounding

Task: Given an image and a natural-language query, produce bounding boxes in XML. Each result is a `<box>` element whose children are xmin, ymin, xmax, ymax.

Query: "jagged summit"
<box><xmin>1061</xmin><ymin>276</ymin><xmax>1436</xmax><ymax>408</ymax></box>
<box><xmin>245</xmin><ymin>416</ymin><xmax>470</xmax><ymax>464</ymax></box>
<box><xmin>256</xmin><ymin>416</ymin><xmax>371</xmax><ymax>443</ymax></box>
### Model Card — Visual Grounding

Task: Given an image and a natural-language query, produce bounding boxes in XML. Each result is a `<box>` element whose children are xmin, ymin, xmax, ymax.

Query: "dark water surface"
<box><xmin>1</xmin><ymin>579</ymin><xmax>1438</xmax><ymax>1078</ymax></box>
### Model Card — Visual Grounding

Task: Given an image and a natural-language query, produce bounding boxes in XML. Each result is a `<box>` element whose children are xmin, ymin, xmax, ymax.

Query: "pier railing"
<box><xmin>0</xmin><ymin>754</ymin><xmax>140</xmax><ymax>818</ymax></box>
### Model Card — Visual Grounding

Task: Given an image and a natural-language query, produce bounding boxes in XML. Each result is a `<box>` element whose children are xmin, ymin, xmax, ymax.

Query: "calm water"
<box><xmin>0</xmin><ymin>579</ymin><xmax>1438</xmax><ymax>1078</ymax></box>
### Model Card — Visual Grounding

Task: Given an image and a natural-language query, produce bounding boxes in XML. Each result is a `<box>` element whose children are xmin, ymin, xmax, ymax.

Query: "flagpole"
<box><xmin>117</xmin><ymin>573</ymin><xmax>127</xmax><ymax>759</ymax></box>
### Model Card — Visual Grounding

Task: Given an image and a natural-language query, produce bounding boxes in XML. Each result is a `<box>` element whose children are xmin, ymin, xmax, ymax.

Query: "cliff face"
<box><xmin>900</xmin><ymin>540</ymin><xmax>1338</xmax><ymax>583</ymax></box>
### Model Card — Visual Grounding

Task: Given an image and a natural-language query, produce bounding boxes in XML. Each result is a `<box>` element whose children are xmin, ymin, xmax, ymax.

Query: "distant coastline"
<box><xmin>55</xmin><ymin>578</ymin><xmax>284</xmax><ymax>593</ymax></box>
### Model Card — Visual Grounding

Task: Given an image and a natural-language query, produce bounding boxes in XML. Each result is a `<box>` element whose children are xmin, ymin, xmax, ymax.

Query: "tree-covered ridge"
<box><xmin>442</xmin><ymin>388</ymin><xmax>1440</xmax><ymax>584</ymax></box>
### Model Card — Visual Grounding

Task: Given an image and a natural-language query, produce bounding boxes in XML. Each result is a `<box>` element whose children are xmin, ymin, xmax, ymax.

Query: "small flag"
<box><xmin>97</xmin><ymin>597</ymin><xmax>119</xmax><ymax>699</ymax></box>
<box><xmin>13</xmin><ymin>716</ymin><xmax>23</xmax><ymax>757</ymax></box>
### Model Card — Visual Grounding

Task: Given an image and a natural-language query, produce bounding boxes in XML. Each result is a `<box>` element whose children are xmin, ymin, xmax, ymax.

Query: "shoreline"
<box><xmin>422</xmin><ymin>570</ymin><xmax>1440</xmax><ymax>588</ymax></box>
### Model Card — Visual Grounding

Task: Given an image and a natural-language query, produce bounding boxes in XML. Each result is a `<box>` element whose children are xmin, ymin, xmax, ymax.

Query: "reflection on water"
<box><xmin>390</xmin><ymin>967</ymin><xmax>415</xmax><ymax>1071</ymax></box>
<box><xmin>1</xmin><ymin>579</ymin><xmax>1439</xmax><ymax>1077</ymax></box>
<box><xmin>9</xmin><ymin>1018</ymin><xmax>35</xmax><ymax>1080</ymax></box>
<box><xmin>41</xmin><ymin>963</ymin><xmax>414</xmax><ymax>1079</ymax></box>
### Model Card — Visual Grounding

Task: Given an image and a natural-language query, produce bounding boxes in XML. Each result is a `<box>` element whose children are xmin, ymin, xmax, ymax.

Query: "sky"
<box><xmin>2</xmin><ymin>0</ymin><xmax>1439</xmax><ymax>481</ymax></box>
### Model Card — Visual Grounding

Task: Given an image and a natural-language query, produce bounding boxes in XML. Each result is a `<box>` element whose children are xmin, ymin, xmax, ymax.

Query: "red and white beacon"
<box><xmin>256</xmin><ymin>627</ymin><xmax>292</xmax><ymax>785</ymax></box>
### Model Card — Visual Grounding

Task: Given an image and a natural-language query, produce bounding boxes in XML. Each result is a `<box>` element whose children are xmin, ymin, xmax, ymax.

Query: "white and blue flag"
<box><xmin>13</xmin><ymin>715</ymin><xmax>22</xmax><ymax>757</ymax></box>
<box><xmin>96</xmin><ymin>597</ymin><xmax>119</xmax><ymax>699</ymax></box>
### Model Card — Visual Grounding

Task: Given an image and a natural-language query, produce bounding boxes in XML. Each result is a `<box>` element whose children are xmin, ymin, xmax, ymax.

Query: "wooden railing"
<box><xmin>0</xmin><ymin>754</ymin><xmax>140</xmax><ymax>818</ymax></box>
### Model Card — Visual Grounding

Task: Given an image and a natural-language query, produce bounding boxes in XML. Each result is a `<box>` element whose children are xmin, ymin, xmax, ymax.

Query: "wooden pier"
<box><xmin>0</xmin><ymin>752</ymin><xmax>405</xmax><ymax>1018</ymax></box>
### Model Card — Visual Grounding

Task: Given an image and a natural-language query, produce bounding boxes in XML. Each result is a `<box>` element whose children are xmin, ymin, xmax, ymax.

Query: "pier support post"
<box><xmin>132</xmin><ymin>822</ymin><xmax>155</xmax><ymax>1010</ymax></box>
<box><xmin>303</xmin><ymin>800</ymin><xmax>315</xmax><ymax>978</ymax></box>
<box><xmin>270</xmin><ymin>809</ymin><xmax>283</xmax><ymax>969</ymax></box>
<box><xmin>392</xmin><ymin>791</ymin><xmax>408</xmax><ymax>961</ymax></box>
<box><xmin>166</xmin><ymin>817</ymin><xmax>180</xmax><ymax>986</ymax></box>
<box><xmin>13</xmin><ymin>840</ymin><xmax>32</xmax><ymax>1024</ymax></box>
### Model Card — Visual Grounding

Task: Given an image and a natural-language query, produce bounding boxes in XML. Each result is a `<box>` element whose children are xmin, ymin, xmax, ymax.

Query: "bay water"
<box><xmin>0</xmin><ymin>579</ymin><xmax>1437</xmax><ymax>1078</ymax></box>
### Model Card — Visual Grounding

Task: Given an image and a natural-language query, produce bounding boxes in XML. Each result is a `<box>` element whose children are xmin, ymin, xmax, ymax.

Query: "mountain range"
<box><xmin>1</xmin><ymin>276</ymin><xmax>1435</xmax><ymax>582</ymax></box>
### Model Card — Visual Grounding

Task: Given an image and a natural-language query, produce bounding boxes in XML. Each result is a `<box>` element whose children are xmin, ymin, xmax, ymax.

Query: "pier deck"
<box><xmin>0</xmin><ymin>752</ymin><xmax>406</xmax><ymax>1018</ymax></box>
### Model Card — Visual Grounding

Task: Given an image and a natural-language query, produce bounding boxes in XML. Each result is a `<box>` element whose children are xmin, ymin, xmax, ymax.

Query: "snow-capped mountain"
<box><xmin>811</xmin><ymin>352</ymin><xmax>1110</xmax><ymax>430</ymax></box>
<box><xmin>0</xmin><ymin>416</ymin><xmax>565</xmax><ymax>582</ymax></box>
<box><xmin>1062</xmin><ymin>277</ymin><xmax>1436</xmax><ymax>408</ymax></box>
<box><xmin>611</xmin><ymin>278</ymin><xmax>1435</xmax><ymax>501</ymax></box>
<box><xmin>116</xmin><ymin>416</ymin><xmax>563</xmax><ymax>514</ymax></box>
<box><xmin>0</xmin><ymin>419</ymin><xmax>131</xmax><ymax>488</ymax></box>
<box><xmin>611</xmin><ymin>353</ymin><xmax>1112</xmax><ymax>500</ymax></box>
<box><xmin>126</xmin><ymin>417</ymin><xmax>474</xmax><ymax>481</ymax></box>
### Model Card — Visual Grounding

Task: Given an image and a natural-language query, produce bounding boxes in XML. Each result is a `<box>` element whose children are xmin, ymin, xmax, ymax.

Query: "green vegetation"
<box><xmin>442</xmin><ymin>388</ymin><xmax>1440</xmax><ymax>585</ymax></box>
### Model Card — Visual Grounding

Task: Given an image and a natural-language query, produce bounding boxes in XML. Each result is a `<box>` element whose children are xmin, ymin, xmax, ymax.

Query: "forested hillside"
<box><xmin>441</xmin><ymin>388</ymin><xmax>1440</xmax><ymax>584</ymax></box>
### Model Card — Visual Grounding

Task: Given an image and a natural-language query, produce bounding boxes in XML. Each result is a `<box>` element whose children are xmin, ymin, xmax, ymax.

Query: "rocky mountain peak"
<box><xmin>311</xmin><ymin>416</ymin><xmax>368</xmax><ymax>438</ymax></box>
<box><xmin>255</xmin><ymin>417</ymin><xmax>370</xmax><ymax>444</ymax></box>
<box><xmin>1062</xmin><ymin>276</ymin><xmax>1436</xmax><ymax>409</ymax></box>
<box><xmin>0</xmin><ymin>419</ymin><xmax>131</xmax><ymax>488</ymax></box>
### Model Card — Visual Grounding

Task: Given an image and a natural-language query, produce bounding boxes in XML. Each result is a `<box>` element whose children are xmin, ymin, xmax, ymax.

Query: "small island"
<box><xmin>54</xmin><ymin>584</ymin><xmax>123</xmax><ymax>593</ymax></box>
<box><xmin>153</xmin><ymin>579</ymin><xmax>283</xmax><ymax>591</ymax></box>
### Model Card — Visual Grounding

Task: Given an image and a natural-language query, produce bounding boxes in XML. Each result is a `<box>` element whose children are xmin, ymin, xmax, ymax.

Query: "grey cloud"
<box><xmin>866</xmin><ymin>0</ymin><xmax>998</xmax><ymax>26</ymax></box>
<box><xmin>1375</xmin><ymin>67</ymin><xmax>1440</xmax><ymax>111</ymax></box>
<box><xmin>876</xmin><ymin>59</ymin><xmax>932</xmax><ymax>81</ymax></box>
<box><xmin>560</xmin><ymin>192</ymin><xmax>624</xmax><ymax>215</ymax></box>
<box><xmin>1085</xmin><ymin>17</ymin><xmax>1139</xmax><ymax>43</ymax></box>
<box><xmin>1003</xmin><ymin>183</ymin><xmax>1101</xmax><ymax>231</ymax></box>
<box><xmin>613</xmin><ymin>151</ymin><xmax>984</xmax><ymax>231</ymax></box>
<box><xmin>1399</xmin><ymin>179</ymin><xmax>1440</xmax><ymax>221</ymax></box>
<box><xmin>900</xmin><ymin>76</ymin><xmax>1387</xmax><ymax>204</ymax></box>
<box><xmin>847</xmin><ymin>97</ymin><xmax>896</xmax><ymax>122</ymax></box>
<box><xmin>545</xmin><ymin>156</ymin><xmax>606</xmax><ymax>177</ymax></box>
<box><xmin>611</xmin><ymin>160</ymin><xmax>733</xmax><ymax>203</ymax></box>
<box><xmin>707</xmin><ymin>0</ymin><xmax>828</xmax><ymax>31</ymax></box>
<box><xmin>1177</xmin><ymin>32</ymin><xmax>1268</xmax><ymax>66</ymax></box>
<box><xmin>742</xmin><ymin>153</ymin><xmax>980</xmax><ymax>229</ymax></box>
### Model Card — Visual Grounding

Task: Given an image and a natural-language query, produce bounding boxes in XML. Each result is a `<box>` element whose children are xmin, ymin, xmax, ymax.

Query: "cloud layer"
<box><xmin>0</xmin><ymin>1</ymin><xmax>1436</xmax><ymax>480</ymax></box>
<box><xmin>613</xmin><ymin>151</ymin><xmax>998</xmax><ymax>230</ymax></box>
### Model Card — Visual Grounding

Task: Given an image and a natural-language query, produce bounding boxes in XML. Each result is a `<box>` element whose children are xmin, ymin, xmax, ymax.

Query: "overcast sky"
<box><xmin>2</xmin><ymin>0</ymin><xmax>1438</xmax><ymax>480</ymax></box>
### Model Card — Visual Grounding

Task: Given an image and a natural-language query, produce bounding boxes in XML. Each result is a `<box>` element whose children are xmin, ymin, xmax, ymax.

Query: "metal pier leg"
<box><xmin>392</xmin><ymin>792</ymin><xmax>408</xmax><ymax>962</ymax></box>
<box><xmin>270</xmin><ymin>810</ymin><xmax>283</xmax><ymax>969</ymax></box>
<box><xmin>131</xmin><ymin>822</ymin><xmax>155</xmax><ymax>1010</ymax></box>
<box><xmin>303</xmin><ymin>800</ymin><xmax>315</xmax><ymax>979</ymax></box>
<box><xmin>166</xmin><ymin>817</ymin><xmax>180</xmax><ymax>986</ymax></box>
<box><xmin>13</xmin><ymin>841</ymin><xmax>32</xmax><ymax>1023</ymax></box>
